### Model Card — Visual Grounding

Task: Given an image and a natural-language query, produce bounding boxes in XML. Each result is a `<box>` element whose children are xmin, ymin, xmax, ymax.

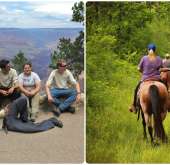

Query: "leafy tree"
<box><xmin>87</xmin><ymin>2</ymin><xmax>153</xmax><ymax>61</ymax></box>
<box><xmin>49</xmin><ymin>1</ymin><xmax>84</xmax><ymax>77</ymax></box>
<box><xmin>72</xmin><ymin>1</ymin><xmax>84</xmax><ymax>23</ymax></box>
<box><xmin>49</xmin><ymin>32</ymin><xmax>84</xmax><ymax>76</ymax></box>
<box><xmin>11</xmin><ymin>51</ymin><xmax>28</xmax><ymax>74</ymax></box>
<box><xmin>71</xmin><ymin>31</ymin><xmax>84</xmax><ymax>71</ymax></box>
<box><xmin>57</xmin><ymin>38</ymin><xmax>73</xmax><ymax>60</ymax></box>
<box><xmin>70</xmin><ymin>1</ymin><xmax>84</xmax><ymax>75</ymax></box>
<box><xmin>49</xmin><ymin>50</ymin><xmax>61</xmax><ymax>69</ymax></box>
<box><xmin>86</xmin><ymin>2</ymin><xmax>170</xmax><ymax>64</ymax></box>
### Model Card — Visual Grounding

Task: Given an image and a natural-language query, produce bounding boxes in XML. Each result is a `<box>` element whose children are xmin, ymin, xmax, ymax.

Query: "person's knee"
<box><xmin>12</xmin><ymin>89</ymin><xmax>21</xmax><ymax>99</ymax></box>
<box><xmin>68</xmin><ymin>89</ymin><xmax>77</xmax><ymax>102</ymax></box>
<box><xmin>50</xmin><ymin>88</ymin><xmax>57</xmax><ymax>97</ymax></box>
<box><xmin>17</xmin><ymin>96</ymin><xmax>27</xmax><ymax>105</ymax></box>
<box><xmin>70</xmin><ymin>89</ymin><xmax>77</xmax><ymax>96</ymax></box>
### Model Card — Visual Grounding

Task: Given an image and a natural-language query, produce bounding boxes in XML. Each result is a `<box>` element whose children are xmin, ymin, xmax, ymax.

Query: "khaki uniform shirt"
<box><xmin>0</xmin><ymin>68</ymin><xmax>18</xmax><ymax>88</ymax></box>
<box><xmin>46</xmin><ymin>69</ymin><xmax>77</xmax><ymax>88</ymax></box>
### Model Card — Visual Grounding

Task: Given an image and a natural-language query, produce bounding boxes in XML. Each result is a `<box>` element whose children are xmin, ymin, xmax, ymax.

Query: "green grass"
<box><xmin>87</xmin><ymin>61</ymin><xmax>170</xmax><ymax>163</ymax></box>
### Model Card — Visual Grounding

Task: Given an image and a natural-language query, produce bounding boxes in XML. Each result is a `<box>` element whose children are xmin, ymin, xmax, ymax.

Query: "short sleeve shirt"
<box><xmin>138</xmin><ymin>55</ymin><xmax>163</xmax><ymax>81</ymax></box>
<box><xmin>18</xmin><ymin>72</ymin><xmax>41</xmax><ymax>90</ymax></box>
<box><xmin>46</xmin><ymin>69</ymin><xmax>77</xmax><ymax>88</ymax></box>
<box><xmin>0</xmin><ymin>68</ymin><xmax>18</xmax><ymax>88</ymax></box>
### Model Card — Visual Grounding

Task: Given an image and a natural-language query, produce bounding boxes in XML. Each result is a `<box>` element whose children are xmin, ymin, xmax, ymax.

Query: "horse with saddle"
<box><xmin>132</xmin><ymin>69</ymin><xmax>170</xmax><ymax>144</ymax></box>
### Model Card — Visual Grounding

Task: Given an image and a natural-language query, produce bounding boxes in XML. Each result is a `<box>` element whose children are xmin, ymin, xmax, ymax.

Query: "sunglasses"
<box><xmin>59</xmin><ymin>64</ymin><xmax>67</xmax><ymax>67</ymax></box>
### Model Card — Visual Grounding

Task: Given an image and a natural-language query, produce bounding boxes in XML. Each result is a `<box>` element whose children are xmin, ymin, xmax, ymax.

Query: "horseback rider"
<box><xmin>160</xmin><ymin>53</ymin><xmax>170</xmax><ymax>92</ymax></box>
<box><xmin>162</xmin><ymin>53</ymin><xmax>170</xmax><ymax>67</ymax></box>
<box><xmin>129</xmin><ymin>43</ymin><xmax>163</xmax><ymax>113</ymax></box>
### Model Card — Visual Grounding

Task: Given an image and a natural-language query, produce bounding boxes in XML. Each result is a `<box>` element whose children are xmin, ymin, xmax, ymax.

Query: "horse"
<box><xmin>138</xmin><ymin>80</ymin><xmax>168</xmax><ymax>144</ymax></box>
<box><xmin>161</xmin><ymin>69</ymin><xmax>170</xmax><ymax>92</ymax></box>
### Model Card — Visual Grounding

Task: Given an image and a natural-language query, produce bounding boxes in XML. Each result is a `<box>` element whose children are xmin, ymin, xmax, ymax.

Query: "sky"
<box><xmin>0</xmin><ymin>1</ymin><xmax>83</xmax><ymax>28</ymax></box>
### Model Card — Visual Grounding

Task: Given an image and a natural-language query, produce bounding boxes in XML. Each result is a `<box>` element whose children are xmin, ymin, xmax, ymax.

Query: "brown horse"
<box><xmin>139</xmin><ymin>80</ymin><xmax>168</xmax><ymax>144</ymax></box>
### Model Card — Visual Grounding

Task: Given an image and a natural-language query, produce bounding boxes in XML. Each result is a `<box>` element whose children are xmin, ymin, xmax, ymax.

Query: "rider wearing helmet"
<box><xmin>129</xmin><ymin>43</ymin><xmax>163</xmax><ymax>113</ymax></box>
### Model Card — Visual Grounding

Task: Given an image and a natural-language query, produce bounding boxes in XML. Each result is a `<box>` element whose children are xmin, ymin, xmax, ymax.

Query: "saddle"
<box><xmin>138</xmin><ymin>77</ymin><xmax>162</xmax><ymax>95</ymax></box>
<box><xmin>136</xmin><ymin>78</ymin><xmax>163</xmax><ymax>112</ymax></box>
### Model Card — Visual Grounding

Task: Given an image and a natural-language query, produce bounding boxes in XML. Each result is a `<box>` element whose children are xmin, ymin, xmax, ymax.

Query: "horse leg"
<box><xmin>161</xmin><ymin>111</ymin><xmax>168</xmax><ymax>143</ymax></box>
<box><xmin>141</xmin><ymin>112</ymin><xmax>147</xmax><ymax>140</ymax></box>
<box><xmin>161</xmin><ymin>111</ymin><xmax>167</xmax><ymax>121</ymax></box>
<box><xmin>143</xmin><ymin>112</ymin><xmax>154</xmax><ymax>143</ymax></box>
<box><xmin>148</xmin><ymin>126</ymin><xmax>154</xmax><ymax>143</ymax></box>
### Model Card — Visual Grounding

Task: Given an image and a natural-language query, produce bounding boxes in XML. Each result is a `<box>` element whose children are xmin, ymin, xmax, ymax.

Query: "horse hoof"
<box><xmin>152</xmin><ymin>142</ymin><xmax>160</xmax><ymax>147</ymax></box>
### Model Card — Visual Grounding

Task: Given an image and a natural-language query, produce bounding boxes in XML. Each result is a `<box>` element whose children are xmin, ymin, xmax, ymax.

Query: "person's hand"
<box><xmin>29</xmin><ymin>90</ymin><xmax>36</xmax><ymax>96</ymax></box>
<box><xmin>48</xmin><ymin>95</ymin><xmax>54</xmax><ymax>104</ymax></box>
<box><xmin>0</xmin><ymin>90</ymin><xmax>9</xmax><ymax>96</ymax></box>
<box><xmin>76</xmin><ymin>93</ymin><xmax>81</xmax><ymax>103</ymax></box>
<box><xmin>8</xmin><ymin>87</ymin><xmax>14</xmax><ymax>94</ymax></box>
<box><xmin>24</xmin><ymin>90</ymin><xmax>32</xmax><ymax>97</ymax></box>
<box><xmin>4</xmin><ymin>104</ymin><xmax>10</xmax><ymax>115</ymax></box>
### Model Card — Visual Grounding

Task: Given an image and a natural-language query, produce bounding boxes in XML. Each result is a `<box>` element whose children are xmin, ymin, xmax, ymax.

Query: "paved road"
<box><xmin>0</xmin><ymin>104</ymin><xmax>84</xmax><ymax>163</ymax></box>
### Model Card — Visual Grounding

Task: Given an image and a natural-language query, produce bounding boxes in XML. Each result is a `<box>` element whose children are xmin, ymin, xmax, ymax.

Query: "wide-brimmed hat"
<box><xmin>0</xmin><ymin>109</ymin><xmax>5</xmax><ymax>118</ymax></box>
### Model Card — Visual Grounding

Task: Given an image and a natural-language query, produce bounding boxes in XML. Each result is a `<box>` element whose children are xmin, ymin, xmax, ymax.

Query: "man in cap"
<box><xmin>160</xmin><ymin>53</ymin><xmax>170</xmax><ymax>91</ymax></box>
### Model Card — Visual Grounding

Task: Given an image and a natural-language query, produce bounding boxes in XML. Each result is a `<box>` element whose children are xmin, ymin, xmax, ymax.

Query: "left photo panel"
<box><xmin>0</xmin><ymin>1</ymin><xmax>84</xmax><ymax>163</ymax></box>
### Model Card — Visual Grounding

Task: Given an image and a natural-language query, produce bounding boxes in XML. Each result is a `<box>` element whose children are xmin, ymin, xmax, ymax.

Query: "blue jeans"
<box><xmin>50</xmin><ymin>88</ymin><xmax>77</xmax><ymax>112</ymax></box>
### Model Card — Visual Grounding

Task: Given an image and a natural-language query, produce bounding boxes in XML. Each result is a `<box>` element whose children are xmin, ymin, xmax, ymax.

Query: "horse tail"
<box><xmin>149</xmin><ymin>84</ymin><xmax>166</xmax><ymax>141</ymax></box>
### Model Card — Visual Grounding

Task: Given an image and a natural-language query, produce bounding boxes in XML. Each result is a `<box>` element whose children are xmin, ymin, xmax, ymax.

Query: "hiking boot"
<box><xmin>55</xmin><ymin>120</ymin><xmax>63</xmax><ymax>128</ymax></box>
<box><xmin>129</xmin><ymin>104</ymin><xmax>137</xmax><ymax>113</ymax></box>
<box><xmin>30</xmin><ymin>118</ymin><xmax>36</xmax><ymax>122</ymax></box>
<box><xmin>67</xmin><ymin>106</ymin><xmax>76</xmax><ymax>114</ymax></box>
<box><xmin>50</xmin><ymin>117</ymin><xmax>63</xmax><ymax>128</ymax></box>
<box><xmin>51</xmin><ymin>104</ymin><xmax>61</xmax><ymax>117</ymax></box>
<box><xmin>30</xmin><ymin>113</ymin><xmax>37</xmax><ymax>122</ymax></box>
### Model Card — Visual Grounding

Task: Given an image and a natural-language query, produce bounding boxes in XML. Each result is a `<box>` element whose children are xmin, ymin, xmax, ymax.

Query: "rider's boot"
<box><xmin>129</xmin><ymin>81</ymin><xmax>141</xmax><ymax>114</ymax></box>
<box><xmin>129</xmin><ymin>104</ymin><xmax>137</xmax><ymax>113</ymax></box>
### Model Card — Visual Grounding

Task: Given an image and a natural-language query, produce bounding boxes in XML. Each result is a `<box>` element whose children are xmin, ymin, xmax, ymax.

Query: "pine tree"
<box><xmin>11</xmin><ymin>51</ymin><xmax>28</xmax><ymax>74</ymax></box>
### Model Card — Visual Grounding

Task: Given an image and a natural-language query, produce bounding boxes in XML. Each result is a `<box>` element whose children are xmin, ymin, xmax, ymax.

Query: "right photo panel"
<box><xmin>86</xmin><ymin>1</ymin><xmax>170</xmax><ymax>163</ymax></box>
